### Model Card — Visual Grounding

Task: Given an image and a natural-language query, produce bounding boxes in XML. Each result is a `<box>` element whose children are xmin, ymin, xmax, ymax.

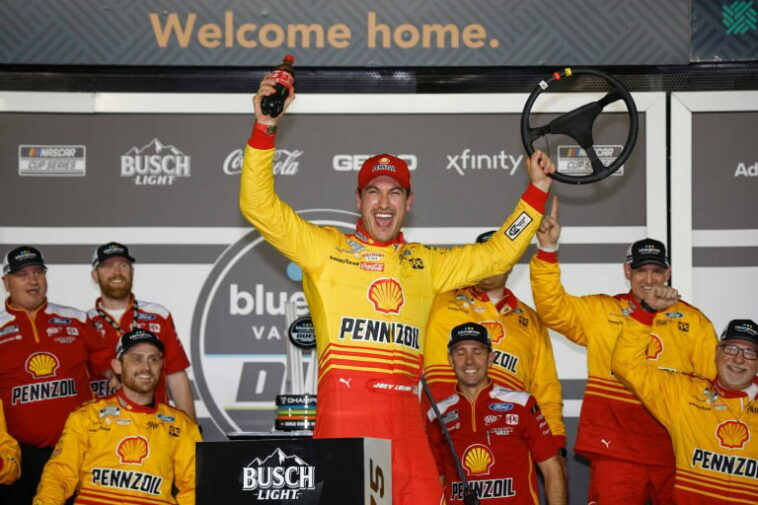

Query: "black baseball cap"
<box><xmin>625</xmin><ymin>238</ymin><xmax>669</xmax><ymax>269</ymax></box>
<box><xmin>92</xmin><ymin>242</ymin><xmax>135</xmax><ymax>268</ymax></box>
<box><xmin>115</xmin><ymin>329</ymin><xmax>164</xmax><ymax>358</ymax></box>
<box><xmin>720</xmin><ymin>319</ymin><xmax>758</xmax><ymax>346</ymax></box>
<box><xmin>448</xmin><ymin>322</ymin><xmax>492</xmax><ymax>350</ymax></box>
<box><xmin>476</xmin><ymin>230</ymin><xmax>497</xmax><ymax>244</ymax></box>
<box><xmin>2</xmin><ymin>246</ymin><xmax>47</xmax><ymax>275</ymax></box>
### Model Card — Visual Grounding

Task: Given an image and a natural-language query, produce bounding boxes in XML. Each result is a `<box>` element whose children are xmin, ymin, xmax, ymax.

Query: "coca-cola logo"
<box><xmin>223</xmin><ymin>149</ymin><xmax>303</xmax><ymax>176</ymax></box>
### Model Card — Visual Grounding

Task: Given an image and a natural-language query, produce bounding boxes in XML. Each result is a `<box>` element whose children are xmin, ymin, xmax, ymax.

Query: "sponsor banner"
<box><xmin>691</xmin><ymin>111</ymin><xmax>758</xmax><ymax>230</ymax></box>
<box><xmin>0</xmin><ymin>0</ymin><xmax>689</xmax><ymax>66</ymax></box>
<box><xmin>0</xmin><ymin>109</ymin><xmax>646</xmax><ymax>228</ymax></box>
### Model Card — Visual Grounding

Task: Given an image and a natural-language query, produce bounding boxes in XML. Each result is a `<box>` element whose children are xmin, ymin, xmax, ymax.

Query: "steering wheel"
<box><xmin>520</xmin><ymin>68</ymin><xmax>638</xmax><ymax>185</ymax></box>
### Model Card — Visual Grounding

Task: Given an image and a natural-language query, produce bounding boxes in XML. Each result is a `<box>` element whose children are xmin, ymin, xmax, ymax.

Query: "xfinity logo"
<box><xmin>333</xmin><ymin>154</ymin><xmax>417</xmax><ymax>172</ymax></box>
<box><xmin>446</xmin><ymin>149</ymin><xmax>523</xmax><ymax>176</ymax></box>
<box><xmin>224</xmin><ymin>149</ymin><xmax>303</xmax><ymax>176</ymax></box>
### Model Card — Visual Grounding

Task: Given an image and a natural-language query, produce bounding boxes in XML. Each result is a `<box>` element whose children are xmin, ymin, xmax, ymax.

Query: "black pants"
<box><xmin>0</xmin><ymin>445</ymin><xmax>74</xmax><ymax>505</ymax></box>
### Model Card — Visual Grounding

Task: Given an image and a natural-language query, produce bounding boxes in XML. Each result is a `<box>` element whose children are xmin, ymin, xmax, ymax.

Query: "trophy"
<box><xmin>275</xmin><ymin>301</ymin><xmax>317</xmax><ymax>432</ymax></box>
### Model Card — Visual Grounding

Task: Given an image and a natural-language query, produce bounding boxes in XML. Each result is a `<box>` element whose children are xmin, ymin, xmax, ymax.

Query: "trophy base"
<box><xmin>275</xmin><ymin>394</ymin><xmax>317</xmax><ymax>432</ymax></box>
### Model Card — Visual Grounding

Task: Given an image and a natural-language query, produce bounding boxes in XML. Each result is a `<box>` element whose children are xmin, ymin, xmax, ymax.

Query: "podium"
<box><xmin>196</xmin><ymin>437</ymin><xmax>391</xmax><ymax>505</ymax></box>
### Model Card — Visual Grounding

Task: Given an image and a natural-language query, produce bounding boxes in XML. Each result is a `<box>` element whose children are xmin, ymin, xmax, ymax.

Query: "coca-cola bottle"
<box><xmin>261</xmin><ymin>55</ymin><xmax>295</xmax><ymax>118</ymax></box>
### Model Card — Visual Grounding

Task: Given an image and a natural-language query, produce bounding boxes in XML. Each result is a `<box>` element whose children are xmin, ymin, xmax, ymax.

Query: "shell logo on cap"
<box><xmin>645</xmin><ymin>334</ymin><xmax>663</xmax><ymax>360</ymax></box>
<box><xmin>367</xmin><ymin>278</ymin><xmax>404</xmax><ymax>314</ymax></box>
<box><xmin>463</xmin><ymin>444</ymin><xmax>494</xmax><ymax>476</ymax></box>
<box><xmin>482</xmin><ymin>321</ymin><xmax>505</xmax><ymax>345</ymax></box>
<box><xmin>117</xmin><ymin>435</ymin><xmax>150</xmax><ymax>464</ymax></box>
<box><xmin>716</xmin><ymin>420</ymin><xmax>750</xmax><ymax>449</ymax></box>
<box><xmin>25</xmin><ymin>352</ymin><xmax>60</xmax><ymax>378</ymax></box>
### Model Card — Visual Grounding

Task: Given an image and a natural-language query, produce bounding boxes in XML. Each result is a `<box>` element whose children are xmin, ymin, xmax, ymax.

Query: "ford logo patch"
<box><xmin>488</xmin><ymin>402</ymin><xmax>514</xmax><ymax>412</ymax></box>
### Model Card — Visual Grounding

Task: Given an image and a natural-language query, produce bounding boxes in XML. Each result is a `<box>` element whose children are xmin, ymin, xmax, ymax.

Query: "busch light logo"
<box><xmin>242</xmin><ymin>448</ymin><xmax>316</xmax><ymax>500</ymax></box>
<box><xmin>191</xmin><ymin>210</ymin><xmax>356</xmax><ymax>434</ymax></box>
<box><xmin>224</xmin><ymin>149</ymin><xmax>303</xmax><ymax>176</ymax></box>
<box><xmin>121</xmin><ymin>138</ymin><xmax>190</xmax><ymax>186</ymax></box>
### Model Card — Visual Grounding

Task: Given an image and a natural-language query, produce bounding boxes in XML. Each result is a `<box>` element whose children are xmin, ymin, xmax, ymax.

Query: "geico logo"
<box><xmin>120</xmin><ymin>155</ymin><xmax>191</xmax><ymax>176</ymax></box>
<box><xmin>332</xmin><ymin>154</ymin><xmax>417</xmax><ymax>171</ymax></box>
<box><xmin>229</xmin><ymin>283</ymin><xmax>308</xmax><ymax>316</ymax></box>
<box><xmin>38</xmin><ymin>148</ymin><xmax>77</xmax><ymax>157</ymax></box>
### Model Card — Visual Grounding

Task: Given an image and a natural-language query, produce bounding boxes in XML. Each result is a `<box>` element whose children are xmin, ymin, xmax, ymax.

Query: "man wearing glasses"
<box><xmin>613</xmin><ymin>288</ymin><xmax>758</xmax><ymax>505</ymax></box>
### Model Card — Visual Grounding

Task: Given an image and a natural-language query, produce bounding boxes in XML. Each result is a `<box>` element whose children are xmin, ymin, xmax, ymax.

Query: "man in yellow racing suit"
<box><xmin>240</xmin><ymin>75</ymin><xmax>556</xmax><ymax>505</ymax></box>
<box><xmin>530</xmin><ymin>198</ymin><xmax>717</xmax><ymax>504</ymax></box>
<box><xmin>424</xmin><ymin>230</ymin><xmax>565</xmax><ymax>452</ymax></box>
<box><xmin>33</xmin><ymin>329</ymin><xmax>202</xmax><ymax>505</ymax></box>
<box><xmin>613</xmin><ymin>287</ymin><xmax>758</xmax><ymax>505</ymax></box>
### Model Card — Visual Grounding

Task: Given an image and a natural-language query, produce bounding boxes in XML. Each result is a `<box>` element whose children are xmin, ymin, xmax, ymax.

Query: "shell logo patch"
<box><xmin>117</xmin><ymin>435</ymin><xmax>150</xmax><ymax>464</ymax></box>
<box><xmin>463</xmin><ymin>444</ymin><xmax>494</xmax><ymax>476</ymax></box>
<box><xmin>645</xmin><ymin>334</ymin><xmax>663</xmax><ymax>360</ymax></box>
<box><xmin>716</xmin><ymin>420</ymin><xmax>750</xmax><ymax>449</ymax></box>
<box><xmin>25</xmin><ymin>352</ymin><xmax>60</xmax><ymax>378</ymax></box>
<box><xmin>482</xmin><ymin>321</ymin><xmax>505</xmax><ymax>344</ymax></box>
<box><xmin>367</xmin><ymin>278</ymin><xmax>404</xmax><ymax>314</ymax></box>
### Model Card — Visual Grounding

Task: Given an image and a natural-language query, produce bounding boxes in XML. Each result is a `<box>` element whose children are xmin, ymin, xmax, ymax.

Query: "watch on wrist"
<box><xmin>640</xmin><ymin>299</ymin><xmax>657</xmax><ymax>314</ymax></box>
<box><xmin>557</xmin><ymin>447</ymin><xmax>567</xmax><ymax>458</ymax></box>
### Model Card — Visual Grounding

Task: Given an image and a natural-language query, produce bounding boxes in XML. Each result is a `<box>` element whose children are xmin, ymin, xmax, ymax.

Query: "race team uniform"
<box><xmin>426</xmin><ymin>383</ymin><xmax>557</xmax><ymax>504</ymax></box>
<box><xmin>87</xmin><ymin>296</ymin><xmax>191</xmax><ymax>405</ymax></box>
<box><xmin>613</xmin><ymin>307</ymin><xmax>758</xmax><ymax>505</ymax></box>
<box><xmin>0</xmin><ymin>299</ymin><xmax>101</xmax><ymax>448</ymax></box>
<box><xmin>240</xmin><ymin>125</ymin><xmax>547</xmax><ymax>505</ymax></box>
<box><xmin>0</xmin><ymin>400</ymin><xmax>20</xmax><ymax>485</ymax></box>
<box><xmin>529</xmin><ymin>251</ymin><xmax>718</xmax><ymax>503</ymax></box>
<box><xmin>33</xmin><ymin>390</ymin><xmax>202</xmax><ymax>505</ymax></box>
<box><xmin>424</xmin><ymin>286</ymin><xmax>565</xmax><ymax>448</ymax></box>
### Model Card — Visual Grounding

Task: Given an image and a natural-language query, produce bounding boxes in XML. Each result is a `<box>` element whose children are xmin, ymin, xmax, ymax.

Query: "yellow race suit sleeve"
<box><xmin>174</xmin><ymin>417</ymin><xmax>203</xmax><ymax>505</ymax></box>
<box><xmin>611</xmin><ymin>306</ymin><xmax>690</xmax><ymax>429</ymax></box>
<box><xmin>525</xmin><ymin>308</ymin><xmax>566</xmax><ymax>445</ymax></box>
<box><xmin>239</xmin><ymin>141</ymin><xmax>548</xmax><ymax>296</ymax></box>
<box><xmin>529</xmin><ymin>251</ymin><xmax>603</xmax><ymax>347</ymax></box>
<box><xmin>33</xmin><ymin>404</ymin><xmax>87</xmax><ymax>504</ymax></box>
<box><xmin>0</xmin><ymin>400</ymin><xmax>20</xmax><ymax>485</ymax></box>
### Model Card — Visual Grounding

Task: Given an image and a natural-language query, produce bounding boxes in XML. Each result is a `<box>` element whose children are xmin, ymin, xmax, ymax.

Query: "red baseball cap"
<box><xmin>357</xmin><ymin>154</ymin><xmax>411</xmax><ymax>191</ymax></box>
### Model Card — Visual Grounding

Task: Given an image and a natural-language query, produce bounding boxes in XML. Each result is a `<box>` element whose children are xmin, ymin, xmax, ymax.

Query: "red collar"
<box><xmin>115</xmin><ymin>390</ymin><xmax>157</xmax><ymax>413</ymax></box>
<box><xmin>470</xmin><ymin>287</ymin><xmax>518</xmax><ymax>314</ymax></box>
<box><xmin>712</xmin><ymin>377</ymin><xmax>758</xmax><ymax>399</ymax></box>
<box><xmin>353</xmin><ymin>219</ymin><xmax>405</xmax><ymax>246</ymax></box>
<box><xmin>5</xmin><ymin>297</ymin><xmax>47</xmax><ymax>316</ymax></box>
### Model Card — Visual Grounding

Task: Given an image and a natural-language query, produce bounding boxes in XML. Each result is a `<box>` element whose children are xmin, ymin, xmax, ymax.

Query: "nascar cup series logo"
<box><xmin>18</xmin><ymin>145</ymin><xmax>86</xmax><ymax>177</ymax></box>
<box><xmin>121</xmin><ymin>138</ymin><xmax>190</xmax><ymax>186</ymax></box>
<box><xmin>241</xmin><ymin>448</ymin><xmax>316</xmax><ymax>500</ymax></box>
<box><xmin>191</xmin><ymin>210</ymin><xmax>356</xmax><ymax>434</ymax></box>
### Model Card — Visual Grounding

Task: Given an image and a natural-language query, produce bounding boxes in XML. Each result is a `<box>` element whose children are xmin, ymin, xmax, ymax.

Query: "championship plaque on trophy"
<box><xmin>276</xmin><ymin>302</ymin><xmax>317</xmax><ymax>432</ymax></box>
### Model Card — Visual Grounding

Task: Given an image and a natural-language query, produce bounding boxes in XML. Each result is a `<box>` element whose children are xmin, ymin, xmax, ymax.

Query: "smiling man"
<box><xmin>86</xmin><ymin>242</ymin><xmax>194</xmax><ymax>419</ymax></box>
<box><xmin>33</xmin><ymin>329</ymin><xmax>201</xmax><ymax>505</ymax></box>
<box><xmin>529</xmin><ymin>199</ymin><xmax>719</xmax><ymax>505</ymax></box>
<box><xmin>0</xmin><ymin>246</ymin><xmax>100</xmax><ymax>504</ymax></box>
<box><xmin>425</xmin><ymin>322</ymin><xmax>566</xmax><ymax>505</ymax></box>
<box><xmin>239</xmin><ymin>75</ymin><xmax>556</xmax><ymax>505</ymax></box>
<box><xmin>613</xmin><ymin>290</ymin><xmax>758</xmax><ymax>504</ymax></box>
